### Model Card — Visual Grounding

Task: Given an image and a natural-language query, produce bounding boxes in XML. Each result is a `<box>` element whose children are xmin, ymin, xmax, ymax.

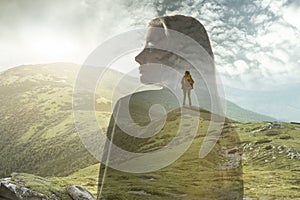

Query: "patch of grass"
<box><xmin>235</xmin><ymin>122</ymin><xmax>300</xmax><ymax>199</ymax></box>
<box><xmin>42</xmin><ymin>115</ymin><xmax>74</xmax><ymax>139</ymax></box>
<box><xmin>19</xmin><ymin>126</ymin><xmax>38</xmax><ymax>143</ymax></box>
<box><xmin>243</xmin><ymin>169</ymin><xmax>300</xmax><ymax>199</ymax></box>
<box><xmin>49</xmin><ymin>164</ymin><xmax>100</xmax><ymax>197</ymax></box>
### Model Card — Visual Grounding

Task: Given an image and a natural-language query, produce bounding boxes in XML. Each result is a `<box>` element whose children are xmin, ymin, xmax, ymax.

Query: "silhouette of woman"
<box><xmin>181</xmin><ymin>70</ymin><xmax>194</xmax><ymax>106</ymax></box>
<box><xmin>97</xmin><ymin>15</ymin><xmax>243</xmax><ymax>200</ymax></box>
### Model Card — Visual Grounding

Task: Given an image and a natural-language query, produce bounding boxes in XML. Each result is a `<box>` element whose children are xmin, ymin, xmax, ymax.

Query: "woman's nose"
<box><xmin>135</xmin><ymin>50</ymin><xmax>145</xmax><ymax>65</ymax></box>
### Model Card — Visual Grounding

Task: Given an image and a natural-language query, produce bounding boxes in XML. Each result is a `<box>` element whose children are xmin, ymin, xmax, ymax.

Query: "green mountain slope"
<box><xmin>0</xmin><ymin>63</ymin><xmax>96</xmax><ymax>177</ymax></box>
<box><xmin>0</xmin><ymin>62</ymin><xmax>141</xmax><ymax>178</ymax></box>
<box><xmin>0</xmin><ymin>63</ymin><xmax>298</xmax><ymax>199</ymax></box>
<box><xmin>226</xmin><ymin>100</ymin><xmax>276</xmax><ymax>122</ymax></box>
<box><xmin>0</xmin><ymin>62</ymin><xmax>277</xmax><ymax>178</ymax></box>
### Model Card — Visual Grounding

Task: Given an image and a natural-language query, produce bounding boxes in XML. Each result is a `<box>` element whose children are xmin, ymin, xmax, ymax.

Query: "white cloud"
<box><xmin>250</xmin><ymin>14</ymin><xmax>271</xmax><ymax>25</ymax></box>
<box><xmin>257</xmin><ymin>0</ymin><xmax>272</xmax><ymax>9</ymax></box>
<box><xmin>268</xmin><ymin>0</ymin><xmax>288</xmax><ymax>13</ymax></box>
<box><xmin>234</xmin><ymin>60</ymin><xmax>249</xmax><ymax>73</ymax></box>
<box><xmin>0</xmin><ymin>0</ymin><xmax>299</xmax><ymax>92</ymax></box>
<box><xmin>282</xmin><ymin>4</ymin><xmax>300</xmax><ymax>29</ymax></box>
<box><xmin>273</xmin><ymin>49</ymin><xmax>289</xmax><ymax>63</ymax></box>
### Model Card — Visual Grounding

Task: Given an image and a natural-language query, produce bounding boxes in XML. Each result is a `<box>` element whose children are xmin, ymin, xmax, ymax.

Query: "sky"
<box><xmin>0</xmin><ymin>0</ymin><xmax>299</xmax><ymax>121</ymax></box>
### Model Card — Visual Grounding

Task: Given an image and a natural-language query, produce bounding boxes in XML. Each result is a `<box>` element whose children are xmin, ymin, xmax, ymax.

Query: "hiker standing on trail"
<box><xmin>181</xmin><ymin>70</ymin><xmax>194</xmax><ymax>106</ymax></box>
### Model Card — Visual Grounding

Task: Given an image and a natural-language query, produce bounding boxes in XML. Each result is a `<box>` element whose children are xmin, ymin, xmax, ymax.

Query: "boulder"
<box><xmin>264</xmin><ymin>145</ymin><xmax>273</xmax><ymax>150</ymax></box>
<box><xmin>0</xmin><ymin>180</ymin><xmax>20</xmax><ymax>200</ymax></box>
<box><xmin>227</xmin><ymin>147</ymin><xmax>240</xmax><ymax>154</ymax></box>
<box><xmin>286</xmin><ymin>148</ymin><xmax>300</xmax><ymax>159</ymax></box>
<box><xmin>66</xmin><ymin>186</ymin><xmax>95</xmax><ymax>200</ymax></box>
<box><xmin>279</xmin><ymin>135</ymin><xmax>292</xmax><ymax>140</ymax></box>
<box><xmin>265</xmin><ymin>131</ymin><xmax>281</xmax><ymax>136</ymax></box>
<box><xmin>269</xmin><ymin>123</ymin><xmax>284</xmax><ymax>129</ymax></box>
<box><xmin>254</xmin><ymin>139</ymin><xmax>272</xmax><ymax>145</ymax></box>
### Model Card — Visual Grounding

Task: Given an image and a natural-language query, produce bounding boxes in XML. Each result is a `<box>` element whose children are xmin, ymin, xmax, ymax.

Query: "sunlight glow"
<box><xmin>28</xmin><ymin>31</ymin><xmax>76</xmax><ymax>58</ymax></box>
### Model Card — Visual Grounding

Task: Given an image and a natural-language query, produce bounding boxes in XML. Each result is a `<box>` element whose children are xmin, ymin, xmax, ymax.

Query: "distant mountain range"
<box><xmin>225</xmin><ymin>100</ymin><xmax>276</xmax><ymax>122</ymax></box>
<box><xmin>0</xmin><ymin>62</ymin><xmax>275</xmax><ymax>177</ymax></box>
<box><xmin>224</xmin><ymin>84</ymin><xmax>300</xmax><ymax>122</ymax></box>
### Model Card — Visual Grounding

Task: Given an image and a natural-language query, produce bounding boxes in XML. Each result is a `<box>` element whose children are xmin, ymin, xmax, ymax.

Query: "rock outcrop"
<box><xmin>66</xmin><ymin>185</ymin><xmax>95</xmax><ymax>200</ymax></box>
<box><xmin>0</xmin><ymin>177</ymin><xmax>59</xmax><ymax>200</ymax></box>
<box><xmin>252</xmin><ymin>122</ymin><xmax>284</xmax><ymax>133</ymax></box>
<box><xmin>0</xmin><ymin>173</ymin><xmax>96</xmax><ymax>200</ymax></box>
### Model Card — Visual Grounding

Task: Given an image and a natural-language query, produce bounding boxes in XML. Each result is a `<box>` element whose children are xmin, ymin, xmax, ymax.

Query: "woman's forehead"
<box><xmin>145</xmin><ymin>26</ymin><xmax>166</xmax><ymax>42</ymax></box>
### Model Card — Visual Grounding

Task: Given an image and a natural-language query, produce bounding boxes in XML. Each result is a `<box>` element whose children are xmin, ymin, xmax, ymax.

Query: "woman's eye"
<box><xmin>145</xmin><ymin>42</ymin><xmax>154</xmax><ymax>53</ymax></box>
<box><xmin>147</xmin><ymin>41</ymin><xmax>154</xmax><ymax>48</ymax></box>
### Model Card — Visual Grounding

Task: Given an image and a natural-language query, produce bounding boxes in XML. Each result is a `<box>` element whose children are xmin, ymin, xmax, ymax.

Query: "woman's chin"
<box><xmin>140</xmin><ymin>75</ymin><xmax>161</xmax><ymax>85</ymax></box>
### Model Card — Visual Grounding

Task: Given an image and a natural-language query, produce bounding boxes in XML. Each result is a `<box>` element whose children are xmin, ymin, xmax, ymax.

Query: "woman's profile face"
<box><xmin>135</xmin><ymin>26</ymin><xmax>174</xmax><ymax>84</ymax></box>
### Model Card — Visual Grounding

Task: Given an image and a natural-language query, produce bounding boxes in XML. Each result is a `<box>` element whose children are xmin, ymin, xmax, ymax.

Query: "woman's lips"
<box><xmin>139</xmin><ymin>66</ymin><xmax>143</xmax><ymax>74</ymax></box>
<box><xmin>139</xmin><ymin>66</ymin><xmax>150</xmax><ymax>74</ymax></box>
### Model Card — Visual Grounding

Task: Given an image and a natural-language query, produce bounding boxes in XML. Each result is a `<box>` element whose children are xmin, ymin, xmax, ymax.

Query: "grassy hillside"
<box><xmin>0</xmin><ymin>63</ymin><xmax>103</xmax><ymax>177</ymax></box>
<box><xmin>1</xmin><ymin>63</ymin><xmax>296</xmax><ymax>200</ymax></box>
<box><xmin>237</xmin><ymin>122</ymin><xmax>300</xmax><ymax>199</ymax></box>
<box><xmin>0</xmin><ymin>62</ymin><xmax>276</xmax><ymax>178</ymax></box>
<box><xmin>0</xmin><ymin>64</ymin><xmax>81</xmax><ymax>176</ymax></box>
<box><xmin>51</xmin><ymin>122</ymin><xmax>300</xmax><ymax>199</ymax></box>
<box><xmin>0</xmin><ymin>62</ymin><xmax>145</xmax><ymax>178</ymax></box>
